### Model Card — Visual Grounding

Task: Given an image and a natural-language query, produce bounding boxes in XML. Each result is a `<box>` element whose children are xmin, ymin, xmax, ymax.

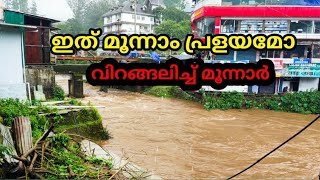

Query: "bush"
<box><xmin>146</xmin><ymin>88</ymin><xmax>319</xmax><ymax>114</ymax></box>
<box><xmin>0</xmin><ymin>99</ymin><xmax>50</xmax><ymax>139</ymax></box>
<box><xmin>202</xmin><ymin>91</ymin><xmax>319</xmax><ymax>114</ymax></box>
<box><xmin>53</xmin><ymin>84</ymin><xmax>65</xmax><ymax>100</ymax></box>
<box><xmin>144</xmin><ymin>86</ymin><xmax>175</xmax><ymax>98</ymax></box>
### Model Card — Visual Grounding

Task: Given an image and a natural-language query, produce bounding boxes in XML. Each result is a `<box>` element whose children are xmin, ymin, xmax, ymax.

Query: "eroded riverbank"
<box><xmin>55</xmin><ymin>76</ymin><xmax>320</xmax><ymax>179</ymax></box>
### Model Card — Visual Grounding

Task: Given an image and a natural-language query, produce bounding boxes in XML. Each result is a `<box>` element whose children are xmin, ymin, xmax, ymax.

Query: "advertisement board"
<box><xmin>283</xmin><ymin>64</ymin><xmax>320</xmax><ymax>77</ymax></box>
<box><xmin>271</xmin><ymin>60</ymin><xmax>284</xmax><ymax>70</ymax></box>
<box><xmin>293</xmin><ymin>58</ymin><xmax>311</xmax><ymax>64</ymax></box>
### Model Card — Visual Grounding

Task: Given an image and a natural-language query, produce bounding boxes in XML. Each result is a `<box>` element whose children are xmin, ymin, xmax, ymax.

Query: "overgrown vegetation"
<box><xmin>145</xmin><ymin>86</ymin><xmax>320</xmax><ymax>114</ymax></box>
<box><xmin>44</xmin><ymin>133</ymin><xmax>113</xmax><ymax>179</ymax></box>
<box><xmin>0</xmin><ymin>98</ymin><xmax>112</xmax><ymax>179</ymax></box>
<box><xmin>53</xmin><ymin>84</ymin><xmax>65</xmax><ymax>101</ymax></box>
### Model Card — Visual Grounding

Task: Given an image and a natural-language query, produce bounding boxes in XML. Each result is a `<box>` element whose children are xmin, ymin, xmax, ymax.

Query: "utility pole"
<box><xmin>134</xmin><ymin>0</ymin><xmax>137</xmax><ymax>33</ymax></box>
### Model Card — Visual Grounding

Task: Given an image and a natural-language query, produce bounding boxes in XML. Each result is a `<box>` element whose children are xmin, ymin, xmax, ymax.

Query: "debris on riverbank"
<box><xmin>0</xmin><ymin>99</ymin><xmax>111</xmax><ymax>179</ymax></box>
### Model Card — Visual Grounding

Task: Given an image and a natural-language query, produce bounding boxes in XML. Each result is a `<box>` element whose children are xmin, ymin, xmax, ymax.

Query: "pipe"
<box><xmin>21</xmin><ymin>26</ymin><xmax>31</xmax><ymax>103</ymax></box>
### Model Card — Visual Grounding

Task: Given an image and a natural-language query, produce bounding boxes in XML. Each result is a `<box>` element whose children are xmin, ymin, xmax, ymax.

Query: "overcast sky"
<box><xmin>0</xmin><ymin>0</ymin><xmax>73</xmax><ymax>21</ymax></box>
<box><xmin>33</xmin><ymin>0</ymin><xmax>73</xmax><ymax>21</ymax></box>
<box><xmin>1</xmin><ymin>0</ymin><xmax>194</xmax><ymax>22</ymax></box>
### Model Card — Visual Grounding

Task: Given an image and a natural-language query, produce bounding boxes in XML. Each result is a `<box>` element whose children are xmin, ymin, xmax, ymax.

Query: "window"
<box><xmin>239</xmin><ymin>20</ymin><xmax>263</xmax><ymax>33</ymax></box>
<box><xmin>221</xmin><ymin>20</ymin><xmax>240</xmax><ymax>33</ymax></box>
<box><xmin>142</xmin><ymin>16</ymin><xmax>145</xmax><ymax>20</ymax></box>
<box><xmin>196</xmin><ymin>17</ymin><xmax>215</xmax><ymax>37</ymax></box>
<box><xmin>315</xmin><ymin>21</ymin><xmax>320</xmax><ymax>33</ymax></box>
<box><xmin>264</xmin><ymin>20</ymin><xmax>288</xmax><ymax>33</ymax></box>
<box><xmin>259</xmin><ymin>50</ymin><xmax>281</xmax><ymax>58</ymax></box>
<box><xmin>283</xmin><ymin>45</ymin><xmax>308</xmax><ymax>58</ymax></box>
<box><xmin>150</xmin><ymin>17</ymin><xmax>154</xmax><ymax>22</ymax></box>
<box><xmin>290</xmin><ymin>20</ymin><xmax>312</xmax><ymax>33</ymax></box>
<box><xmin>132</xmin><ymin>14</ymin><xmax>135</xmax><ymax>19</ymax></box>
<box><xmin>137</xmin><ymin>15</ymin><xmax>140</xmax><ymax>20</ymax></box>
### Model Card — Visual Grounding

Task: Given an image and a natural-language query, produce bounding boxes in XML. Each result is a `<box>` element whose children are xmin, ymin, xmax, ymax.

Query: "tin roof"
<box><xmin>4</xmin><ymin>9</ymin><xmax>60</xmax><ymax>23</ymax></box>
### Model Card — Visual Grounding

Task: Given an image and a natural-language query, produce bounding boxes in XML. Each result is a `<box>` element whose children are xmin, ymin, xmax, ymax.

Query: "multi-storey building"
<box><xmin>102</xmin><ymin>0</ymin><xmax>165</xmax><ymax>35</ymax></box>
<box><xmin>192</xmin><ymin>0</ymin><xmax>320</xmax><ymax>93</ymax></box>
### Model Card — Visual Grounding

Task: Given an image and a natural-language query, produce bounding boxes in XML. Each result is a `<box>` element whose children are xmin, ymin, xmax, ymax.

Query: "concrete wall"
<box><xmin>0</xmin><ymin>26</ymin><xmax>27</xmax><ymax>100</ymax></box>
<box><xmin>299</xmin><ymin>78</ymin><xmax>319</xmax><ymax>91</ymax></box>
<box><xmin>25</xmin><ymin>66</ymin><xmax>55</xmax><ymax>99</ymax></box>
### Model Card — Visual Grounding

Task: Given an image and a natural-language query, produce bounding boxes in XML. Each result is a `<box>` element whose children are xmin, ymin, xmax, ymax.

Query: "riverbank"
<box><xmin>0</xmin><ymin>98</ymin><xmax>114</xmax><ymax>179</ymax></box>
<box><xmin>145</xmin><ymin>86</ymin><xmax>320</xmax><ymax>114</ymax></box>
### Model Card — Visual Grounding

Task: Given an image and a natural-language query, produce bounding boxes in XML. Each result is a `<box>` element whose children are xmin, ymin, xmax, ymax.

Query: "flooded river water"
<box><xmin>57</xmin><ymin>77</ymin><xmax>320</xmax><ymax>179</ymax></box>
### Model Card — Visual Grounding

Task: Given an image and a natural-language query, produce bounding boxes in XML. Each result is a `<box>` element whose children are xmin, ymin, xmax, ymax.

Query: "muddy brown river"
<box><xmin>56</xmin><ymin>76</ymin><xmax>320</xmax><ymax>179</ymax></box>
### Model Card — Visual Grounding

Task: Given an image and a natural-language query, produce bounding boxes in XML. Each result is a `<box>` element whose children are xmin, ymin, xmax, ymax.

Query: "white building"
<box><xmin>102</xmin><ymin>0</ymin><xmax>166</xmax><ymax>35</ymax></box>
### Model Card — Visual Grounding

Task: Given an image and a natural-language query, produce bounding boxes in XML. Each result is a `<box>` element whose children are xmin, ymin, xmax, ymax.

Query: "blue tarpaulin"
<box><xmin>123</xmin><ymin>52</ymin><xmax>140</xmax><ymax>58</ymax></box>
<box><xmin>304</xmin><ymin>0</ymin><xmax>320</xmax><ymax>5</ymax></box>
<box><xmin>150</xmin><ymin>51</ymin><xmax>161</xmax><ymax>63</ymax></box>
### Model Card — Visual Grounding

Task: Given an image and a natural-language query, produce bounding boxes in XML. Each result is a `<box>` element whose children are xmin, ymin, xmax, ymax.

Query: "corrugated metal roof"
<box><xmin>4</xmin><ymin>9</ymin><xmax>60</xmax><ymax>23</ymax></box>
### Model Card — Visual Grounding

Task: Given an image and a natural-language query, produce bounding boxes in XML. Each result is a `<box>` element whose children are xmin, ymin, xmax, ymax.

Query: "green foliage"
<box><xmin>202</xmin><ymin>91</ymin><xmax>320</xmax><ymax>114</ymax></box>
<box><xmin>203</xmin><ymin>92</ymin><xmax>246</xmax><ymax>110</ymax></box>
<box><xmin>163</xmin><ymin>0</ymin><xmax>186</xmax><ymax>9</ymax></box>
<box><xmin>146</xmin><ymin>87</ymin><xmax>320</xmax><ymax>114</ymax></box>
<box><xmin>145</xmin><ymin>86</ymin><xmax>200</xmax><ymax>101</ymax></box>
<box><xmin>46</xmin><ymin>134</ymin><xmax>112</xmax><ymax>179</ymax></box>
<box><xmin>144</xmin><ymin>86</ymin><xmax>175</xmax><ymax>98</ymax></box>
<box><xmin>0</xmin><ymin>144</ymin><xmax>12</xmax><ymax>165</ymax></box>
<box><xmin>86</xmin><ymin>155</ymin><xmax>113</xmax><ymax>169</ymax></box>
<box><xmin>53</xmin><ymin>84</ymin><xmax>65</xmax><ymax>101</ymax></box>
<box><xmin>155</xmin><ymin>7</ymin><xmax>190</xmax><ymax>23</ymax></box>
<box><xmin>69</xmin><ymin>99</ymin><xmax>83</xmax><ymax>106</ymax></box>
<box><xmin>51</xmin><ymin>133</ymin><xmax>70</xmax><ymax>148</ymax></box>
<box><xmin>153</xmin><ymin>7</ymin><xmax>191</xmax><ymax>41</ymax></box>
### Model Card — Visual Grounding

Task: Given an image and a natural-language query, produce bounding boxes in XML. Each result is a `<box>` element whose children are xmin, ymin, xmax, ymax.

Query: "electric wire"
<box><xmin>227</xmin><ymin>114</ymin><xmax>320</xmax><ymax>179</ymax></box>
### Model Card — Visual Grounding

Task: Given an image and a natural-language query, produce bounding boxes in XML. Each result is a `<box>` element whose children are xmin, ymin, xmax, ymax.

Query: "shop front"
<box><xmin>258</xmin><ymin>59</ymin><xmax>284</xmax><ymax>94</ymax></box>
<box><xmin>280</xmin><ymin>63</ymin><xmax>320</xmax><ymax>92</ymax></box>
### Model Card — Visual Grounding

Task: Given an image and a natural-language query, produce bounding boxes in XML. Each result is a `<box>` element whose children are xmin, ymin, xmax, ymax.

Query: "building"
<box><xmin>102</xmin><ymin>0</ymin><xmax>166</xmax><ymax>35</ymax></box>
<box><xmin>0</xmin><ymin>7</ymin><xmax>59</xmax><ymax>100</ymax></box>
<box><xmin>191</xmin><ymin>0</ymin><xmax>320</xmax><ymax>93</ymax></box>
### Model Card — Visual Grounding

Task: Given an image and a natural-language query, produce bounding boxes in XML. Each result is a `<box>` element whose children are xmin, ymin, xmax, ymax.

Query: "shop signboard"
<box><xmin>283</xmin><ymin>63</ymin><xmax>320</xmax><ymax>77</ymax></box>
<box><xmin>271</xmin><ymin>59</ymin><xmax>283</xmax><ymax>70</ymax></box>
<box><xmin>293</xmin><ymin>58</ymin><xmax>311</xmax><ymax>64</ymax></box>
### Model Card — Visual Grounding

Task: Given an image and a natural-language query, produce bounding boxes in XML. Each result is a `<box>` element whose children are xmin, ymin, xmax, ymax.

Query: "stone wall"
<box><xmin>25</xmin><ymin>66</ymin><xmax>55</xmax><ymax>100</ymax></box>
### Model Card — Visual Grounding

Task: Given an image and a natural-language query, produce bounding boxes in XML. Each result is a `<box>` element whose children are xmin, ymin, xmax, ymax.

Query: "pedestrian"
<box><xmin>196</xmin><ymin>51</ymin><xmax>202</xmax><ymax>60</ymax></box>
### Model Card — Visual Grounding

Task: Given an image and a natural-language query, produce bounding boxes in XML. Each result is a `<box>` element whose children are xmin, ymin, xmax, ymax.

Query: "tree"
<box><xmin>154</xmin><ymin>19</ymin><xmax>191</xmax><ymax>40</ymax></box>
<box><xmin>163</xmin><ymin>0</ymin><xmax>186</xmax><ymax>9</ymax></box>
<box><xmin>30</xmin><ymin>0</ymin><xmax>37</xmax><ymax>14</ymax></box>
<box><xmin>9</xmin><ymin>0</ymin><xmax>28</xmax><ymax>12</ymax></box>
<box><xmin>153</xmin><ymin>7</ymin><xmax>190</xmax><ymax>23</ymax></box>
<box><xmin>84</xmin><ymin>0</ymin><xmax>112</xmax><ymax>29</ymax></box>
